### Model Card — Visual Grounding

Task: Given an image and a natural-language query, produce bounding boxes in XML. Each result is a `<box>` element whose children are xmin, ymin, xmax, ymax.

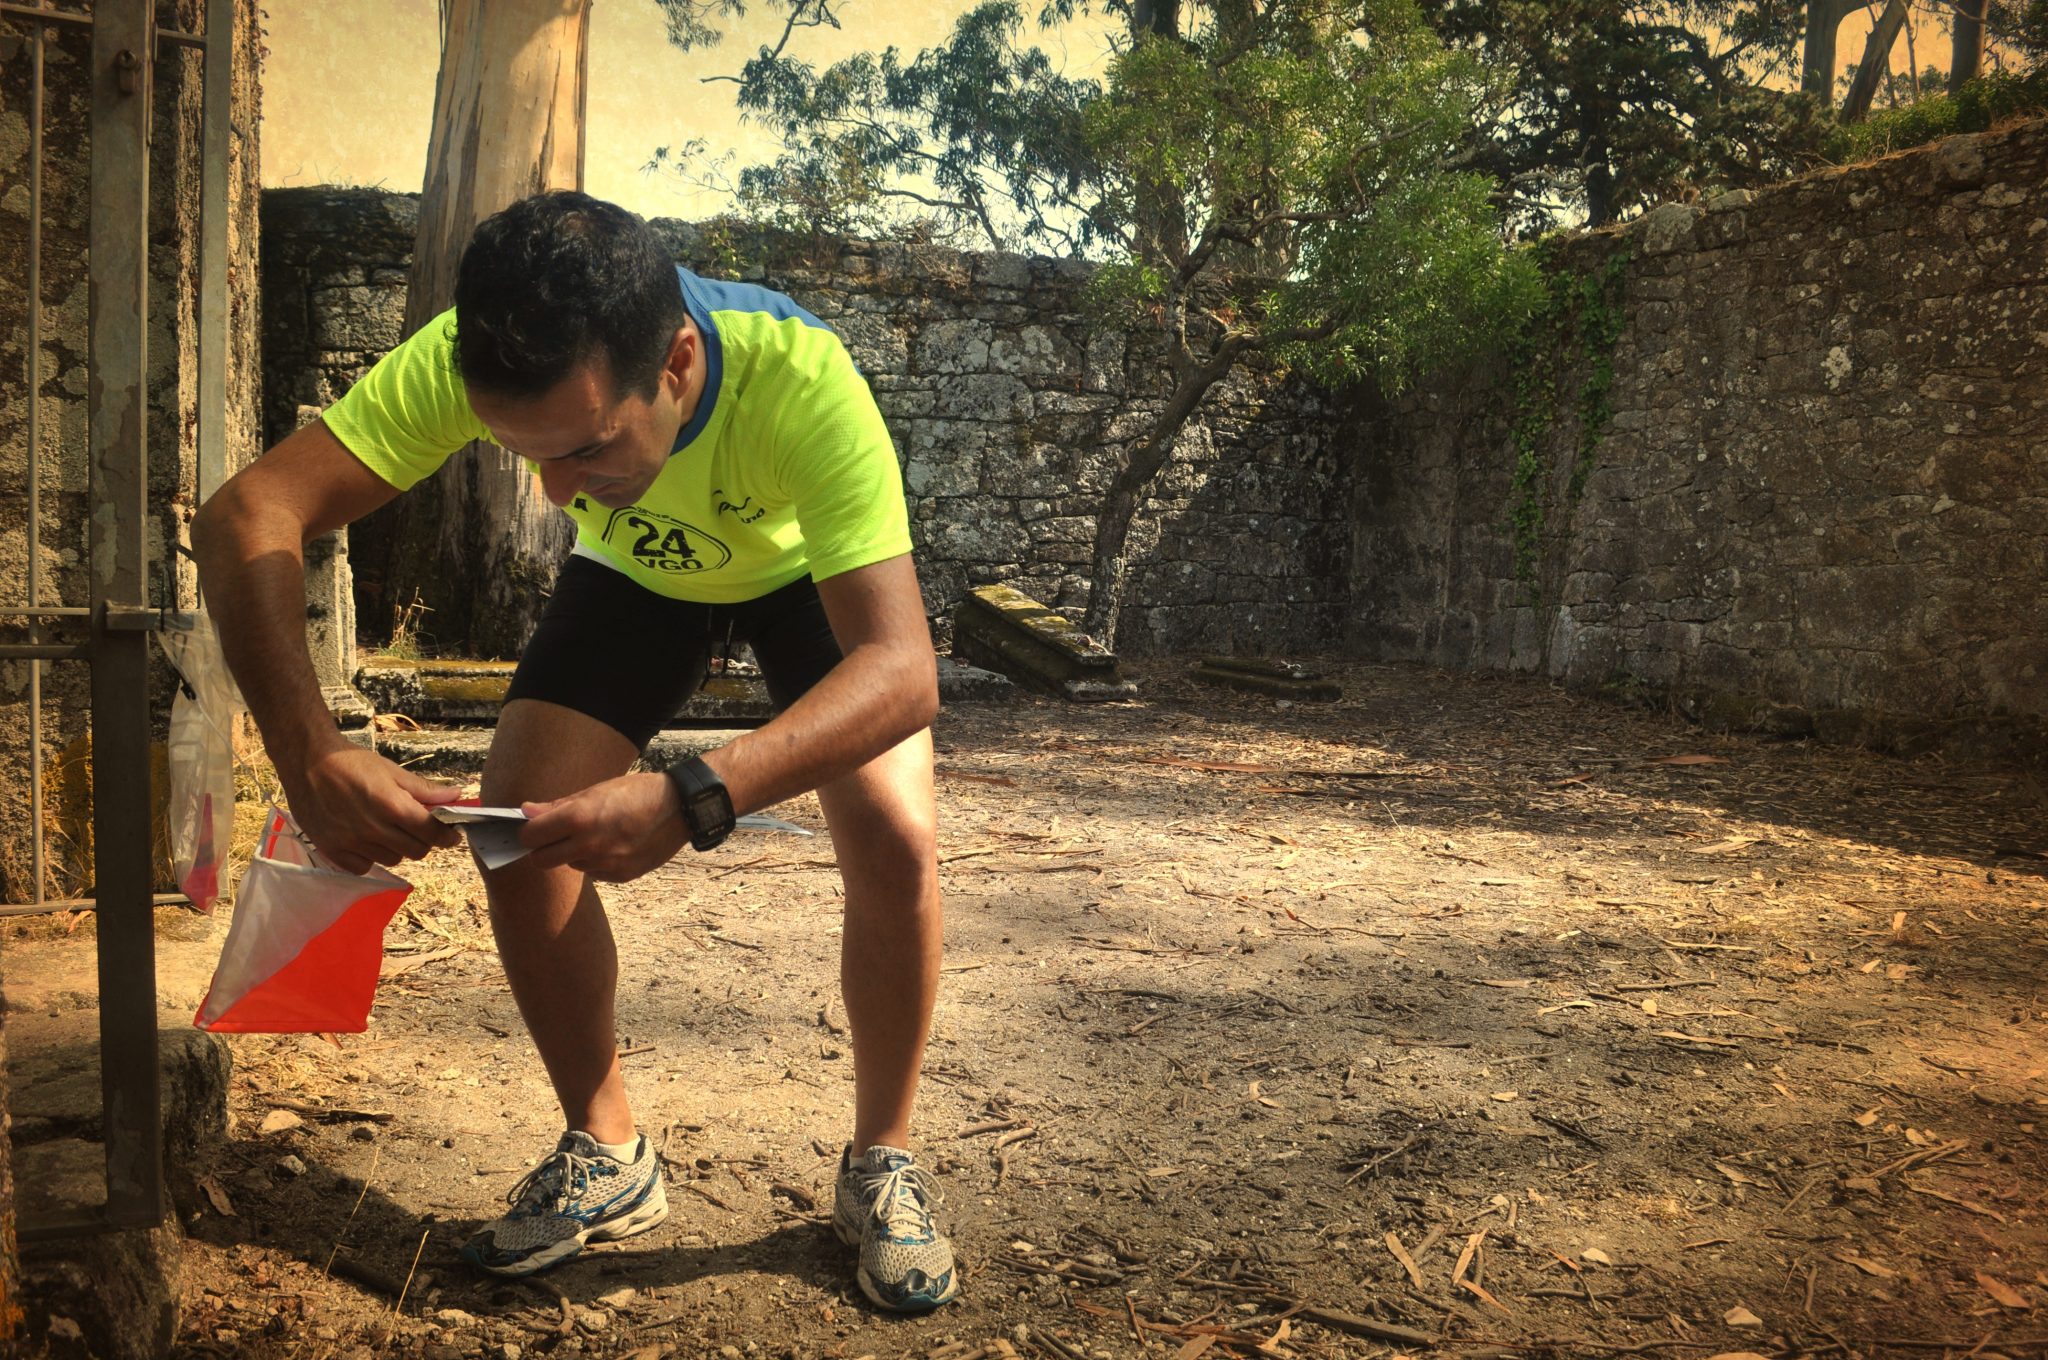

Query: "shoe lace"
<box><xmin>506</xmin><ymin>1148</ymin><xmax>594</xmax><ymax>1217</ymax></box>
<box><xmin>866</xmin><ymin>1161</ymin><xmax>941</xmax><ymax>1236</ymax></box>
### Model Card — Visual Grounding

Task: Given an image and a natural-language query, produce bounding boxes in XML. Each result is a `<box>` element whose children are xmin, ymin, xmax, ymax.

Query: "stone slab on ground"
<box><xmin>1189</xmin><ymin>657</ymin><xmax>1342</xmax><ymax>701</ymax></box>
<box><xmin>937</xmin><ymin>656</ymin><xmax>1015</xmax><ymax>702</ymax></box>
<box><xmin>951</xmin><ymin>584</ymin><xmax>1135</xmax><ymax>701</ymax></box>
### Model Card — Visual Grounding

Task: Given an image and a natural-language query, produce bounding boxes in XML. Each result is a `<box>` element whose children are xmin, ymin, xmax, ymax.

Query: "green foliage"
<box><xmin>1829</xmin><ymin>67</ymin><xmax>2048</xmax><ymax>162</ymax></box>
<box><xmin>652</xmin><ymin>0</ymin><xmax>1102</xmax><ymax>252</ymax></box>
<box><xmin>1427</xmin><ymin>1</ymin><xmax>1828</xmax><ymax>232</ymax></box>
<box><xmin>1507</xmin><ymin>246</ymin><xmax>1629</xmax><ymax>596</ymax></box>
<box><xmin>1081</xmin><ymin>259</ymin><xmax>1168</xmax><ymax>319</ymax></box>
<box><xmin>667</xmin><ymin>0</ymin><xmax>1538</xmax><ymax>393</ymax></box>
<box><xmin>1079</xmin><ymin>0</ymin><xmax>1540</xmax><ymax>389</ymax></box>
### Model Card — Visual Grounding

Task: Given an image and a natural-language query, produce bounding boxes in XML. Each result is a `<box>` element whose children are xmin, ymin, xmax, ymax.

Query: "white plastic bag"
<box><xmin>158</xmin><ymin>611</ymin><xmax>244</xmax><ymax>912</ymax></box>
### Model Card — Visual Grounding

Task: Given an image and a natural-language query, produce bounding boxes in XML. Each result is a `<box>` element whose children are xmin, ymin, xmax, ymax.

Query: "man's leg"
<box><xmin>815</xmin><ymin>727</ymin><xmax>942</xmax><ymax>1151</ymax></box>
<box><xmin>815</xmin><ymin>726</ymin><xmax>956</xmax><ymax>1310</ymax></box>
<box><xmin>478</xmin><ymin>697</ymin><xmax>643</xmax><ymax>1145</ymax></box>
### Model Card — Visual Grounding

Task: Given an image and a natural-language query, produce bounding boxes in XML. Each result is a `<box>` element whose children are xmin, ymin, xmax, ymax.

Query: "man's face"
<box><xmin>470</xmin><ymin>324</ymin><xmax>699</xmax><ymax>512</ymax></box>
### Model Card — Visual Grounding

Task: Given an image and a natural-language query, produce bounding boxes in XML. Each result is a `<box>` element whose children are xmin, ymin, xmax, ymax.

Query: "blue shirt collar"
<box><xmin>671</xmin><ymin>266</ymin><xmax>722</xmax><ymax>454</ymax></box>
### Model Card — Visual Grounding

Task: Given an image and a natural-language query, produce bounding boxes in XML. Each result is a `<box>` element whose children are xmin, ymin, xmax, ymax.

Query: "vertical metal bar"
<box><xmin>87</xmin><ymin>0</ymin><xmax>164</xmax><ymax>1232</ymax></box>
<box><xmin>27</xmin><ymin>6</ymin><xmax>46</xmax><ymax>907</ymax></box>
<box><xmin>194</xmin><ymin>0</ymin><xmax>231</xmax><ymax>505</ymax></box>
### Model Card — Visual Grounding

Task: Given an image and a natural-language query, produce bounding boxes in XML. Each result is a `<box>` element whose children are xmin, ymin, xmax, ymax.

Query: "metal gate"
<box><xmin>1</xmin><ymin>0</ymin><xmax>236</xmax><ymax>1242</ymax></box>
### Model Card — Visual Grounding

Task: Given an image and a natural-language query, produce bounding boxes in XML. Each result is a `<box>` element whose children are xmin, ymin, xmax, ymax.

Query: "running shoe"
<box><xmin>832</xmin><ymin>1143</ymin><xmax>959</xmax><ymax>1311</ymax></box>
<box><xmin>459</xmin><ymin>1131</ymin><xmax>667</xmax><ymax>1276</ymax></box>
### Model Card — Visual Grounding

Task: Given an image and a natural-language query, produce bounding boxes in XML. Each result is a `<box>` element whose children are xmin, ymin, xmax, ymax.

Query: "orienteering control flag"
<box><xmin>194</xmin><ymin>807</ymin><xmax>414</xmax><ymax>1033</ymax></box>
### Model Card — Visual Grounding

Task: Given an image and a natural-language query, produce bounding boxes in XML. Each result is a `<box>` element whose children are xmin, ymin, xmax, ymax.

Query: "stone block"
<box><xmin>836</xmin><ymin>311</ymin><xmax>910</xmax><ymax>372</ymax></box>
<box><xmin>355</xmin><ymin>660</ymin><xmax>510</xmax><ymax>725</ymax></box>
<box><xmin>1637</xmin><ymin>203</ymin><xmax>1701</xmax><ymax>256</ymax></box>
<box><xmin>922</xmin><ymin>512</ymin><xmax>1032</xmax><ymax>563</ymax></box>
<box><xmin>10</xmin><ymin>1028</ymin><xmax>230</xmax><ymax>1197</ymax></box>
<box><xmin>309</xmin><ymin>282</ymin><xmax>406</xmax><ymax>352</ymax></box>
<box><xmin>19</xmin><ymin>1205</ymin><xmax>184</xmax><ymax>1360</ymax></box>
<box><xmin>1083</xmin><ymin>329</ymin><xmax>1125</xmax><ymax>391</ymax></box>
<box><xmin>934</xmin><ymin>373</ymin><xmax>1033</xmax><ymax>422</ymax></box>
<box><xmin>10</xmin><ymin>1019</ymin><xmax>234</xmax><ymax>1360</ymax></box>
<box><xmin>989</xmin><ymin>324</ymin><xmax>1070</xmax><ymax>379</ymax></box>
<box><xmin>913</xmin><ymin>318</ymin><xmax>992</xmax><ymax>374</ymax></box>
<box><xmin>951</xmin><ymin>584</ymin><xmax>1134</xmax><ymax>701</ymax></box>
<box><xmin>1933</xmin><ymin>135</ymin><xmax>1988</xmax><ymax>189</ymax></box>
<box><xmin>972</xmin><ymin>253</ymin><xmax>1033</xmax><ymax>291</ymax></box>
<box><xmin>937</xmin><ymin>656</ymin><xmax>1017</xmax><ymax>702</ymax></box>
<box><xmin>304</xmin><ymin>529</ymin><xmax>356</xmax><ymax>690</ymax></box>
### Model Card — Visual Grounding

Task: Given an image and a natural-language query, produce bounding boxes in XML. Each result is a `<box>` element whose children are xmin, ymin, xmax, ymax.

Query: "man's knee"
<box><xmin>853</xmin><ymin>799</ymin><xmax>937</xmax><ymax>866</ymax></box>
<box><xmin>830</xmin><ymin>789</ymin><xmax>938</xmax><ymax>888</ymax></box>
<box><xmin>476</xmin><ymin>852</ymin><xmax>590</xmax><ymax>926</ymax></box>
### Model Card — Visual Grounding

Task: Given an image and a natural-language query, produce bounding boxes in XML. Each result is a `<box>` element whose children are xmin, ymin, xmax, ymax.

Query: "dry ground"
<box><xmin>21</xmin><ymin>658</ymin><xmax>2048</xmax><ymax>1359</ymax></box>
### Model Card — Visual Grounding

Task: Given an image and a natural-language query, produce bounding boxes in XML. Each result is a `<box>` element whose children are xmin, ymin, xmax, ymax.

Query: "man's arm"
<box><xmin>192</xmin><ymin>418</ymin><xmax>463</xmax><ymax>873</ymax></box>
<box><xmin>702</xmin><ymin>553</ymin><xmax>938</xmax><ymax>810</ymax></box>
<box><xmin>518</xmin><ymin>553</ymin><xmax>937</xmax><ymax>880</ymax></box>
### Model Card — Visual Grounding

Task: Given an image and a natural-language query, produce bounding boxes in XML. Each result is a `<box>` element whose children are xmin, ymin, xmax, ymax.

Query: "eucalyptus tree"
<box><xmin>359</xmin><ymin>0</ymin><xmax>593</xmax><ymax>657</ymax></box>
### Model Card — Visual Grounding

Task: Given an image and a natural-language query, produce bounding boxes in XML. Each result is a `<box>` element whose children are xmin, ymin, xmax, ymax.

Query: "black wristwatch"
<box><xmin>665</xmin><ymin>757</ymin><xmax>735</xmax><ymax>852</ymax></box>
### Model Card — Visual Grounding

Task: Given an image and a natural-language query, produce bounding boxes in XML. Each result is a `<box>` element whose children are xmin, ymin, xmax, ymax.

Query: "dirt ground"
<box><xmin>22</xmin><ymin>657</ymin><xmax>2048</xmax><ymax>1359</ymax></box>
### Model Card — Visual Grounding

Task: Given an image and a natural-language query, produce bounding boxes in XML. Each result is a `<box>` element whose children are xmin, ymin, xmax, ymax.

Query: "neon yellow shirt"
<box><xmin>323</xmin><ymin>268</ymin><xmax>912</xmax><ymax>604</ymax></box>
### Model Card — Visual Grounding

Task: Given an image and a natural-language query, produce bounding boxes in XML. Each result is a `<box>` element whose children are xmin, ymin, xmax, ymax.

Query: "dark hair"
<box><xmin>452</xmin><ymin>191</ymin><xmax>686</xmax><ymax>401</ymax></box>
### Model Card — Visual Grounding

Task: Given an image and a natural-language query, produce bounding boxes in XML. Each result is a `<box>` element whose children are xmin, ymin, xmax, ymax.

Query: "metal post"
<box><xmin>27</xmin><ymin>1</ymin><xmax>45</xmax><ymax>909</ymax></box>
<box><xmin>86</xmin><ymin>0</ymin><xmax>165</xmax><ymax>1232</ymax></box>
<box><xmin>195</xmin><ymin>0</ymin><xmax>232</xmax><ymax>505</ymax></box>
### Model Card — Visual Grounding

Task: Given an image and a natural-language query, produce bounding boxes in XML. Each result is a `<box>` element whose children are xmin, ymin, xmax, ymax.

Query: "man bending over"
<box><xmin>194</xmin><ymin>191</ymin><xmax>955</xmax><ymax>1311</ymax></box>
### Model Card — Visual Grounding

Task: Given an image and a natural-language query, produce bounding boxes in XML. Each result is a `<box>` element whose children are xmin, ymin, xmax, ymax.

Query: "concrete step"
<box><xmin>377</xmin><ymin>726</ymin><xmax>751</xmax><ymax>778</ymax></box>
<box><xmin>356</xmin><ymin>655</ymin><xmax>1015</xmax><ymax>728</ymax></box>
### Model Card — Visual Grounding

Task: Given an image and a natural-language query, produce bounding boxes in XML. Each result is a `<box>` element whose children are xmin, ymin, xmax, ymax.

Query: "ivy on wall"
<box><xmin>1507</xmin><ymin>245</ymin><xmax>1631</xmax><ymax>600</ymax></box>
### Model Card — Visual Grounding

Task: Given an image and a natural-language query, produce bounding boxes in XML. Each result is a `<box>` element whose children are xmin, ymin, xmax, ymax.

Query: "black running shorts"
<box><xmin>504</xmin><ymin>555</ymin><xmax>845</xmax><ymax>750</ymax></box>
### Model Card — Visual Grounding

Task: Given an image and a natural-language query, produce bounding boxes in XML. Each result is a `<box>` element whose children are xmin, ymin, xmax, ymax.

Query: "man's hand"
<box><xmin>286</xmin><ymin>744</ymin><xmax>465</xmax><ymax>875</ymax></box>
<box><xmin>519</xmin><ymin>772</ymin><xmax>690</xmax><ymax>882</ymax></box>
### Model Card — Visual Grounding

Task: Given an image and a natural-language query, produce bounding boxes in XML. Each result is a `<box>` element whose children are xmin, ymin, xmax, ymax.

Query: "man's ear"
<box><xmin>662</xmin><ymin>325</ymin><xmax>696</xmax><ymax>395</ymax></box>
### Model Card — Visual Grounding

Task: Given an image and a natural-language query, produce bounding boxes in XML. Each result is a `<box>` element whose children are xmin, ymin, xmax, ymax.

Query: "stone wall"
<box><xmin>259</xmin><ymin>190</ymin><xmax>1345</xmax><ymax>656</ymax></box>
<box><xmin>0</xmin><ymin>1</ymin><xmax>266</xmax><ymax>903</ymax></box>
<box><xmin>1354</xmin><ymin>117</ymin><xmax>2048</xmax><ymax>746</ymax></box>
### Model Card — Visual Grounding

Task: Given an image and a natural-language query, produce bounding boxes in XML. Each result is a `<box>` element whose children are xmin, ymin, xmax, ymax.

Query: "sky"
<box><xmin>259</xmin><ymin>1</ymin><xmax>1120</xmax><ymax>221</ymax></box>
<box><xmin>260</xmin><ymin>3</ymin><xmax>1973</xmax><ymax>222</ymax></box>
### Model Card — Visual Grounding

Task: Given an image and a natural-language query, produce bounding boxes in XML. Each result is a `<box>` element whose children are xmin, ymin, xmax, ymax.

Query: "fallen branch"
<box><xmin>1294</xmin><ymin>1305</ymin><xmax>1434</xmax><ymax>1346</ymax></box>
<box><xmin>770</xmin><ymin>1181</ymin><xmax>816</xmax><ymax>1211</ymax></box>
<box><xmin>959</xmin><ymin>1117</ymin><xmax>1031</xmax><ymax>1138</ymax></box>
<box><xmin>1343</xmin><ymin>1133</ymin><xmax>1430</xmax><ymax>1186</ymax></box>
<box><xmin>315</xmin><ymin>1251</ymin><xmax>406</xmax><ymax>1298</ymax></box>
<box><xmin>1531</xmin><ymin>1112</ymin><xmax>1604</xmax><ymax>1148</ymax></box>
<box><xmin>262</xmin><ymin>1099</ymin><xmax>395</xmax><ymax>1124</ymax></box>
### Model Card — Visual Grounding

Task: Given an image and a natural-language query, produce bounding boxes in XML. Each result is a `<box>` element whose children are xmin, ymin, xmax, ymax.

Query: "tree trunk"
<box><xmin>1950</xmin><ymin>0</ymin><xmax>1986</xmax><ymax>90</ymax></box>
<box><xmin>1079</xmin><ymin>342</ymin><xmax>1240</xmax><ymax>646</ymax></box>
<box><xmin>1843</xmin><ymin>0</ymin><xmax>1909</xmax><ymax>122</ymax></box>
<box><xmin>1803</xmin><ymin>0</ymin><xmax>1846</xmax><ymax>99</ymax></box>
<box><xmin>1126</xmin><ymin>0</ymin><xmax>1188</xmax><ymax>268</ymax></box>
<box><xmin>351</xmin><ymin>0</ymin><xmax>591</xmax><ymax>659</ymax></box>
